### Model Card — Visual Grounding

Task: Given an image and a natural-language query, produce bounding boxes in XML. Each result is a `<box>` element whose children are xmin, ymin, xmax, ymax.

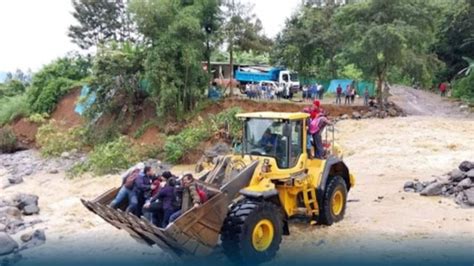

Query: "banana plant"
<box><xmin>457</xmin><ymin>56</ymin><xmax>474</xmax><ymax>77</ymax></box>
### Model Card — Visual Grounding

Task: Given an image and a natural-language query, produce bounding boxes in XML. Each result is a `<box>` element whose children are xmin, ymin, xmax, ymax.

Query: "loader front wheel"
<box><xmin>318</xmin><ymin>176</ymin><xmax>347</xmax><ymax>225</ymax></box>
<box><xmin>221</xmin><ymin>199</ymin><xmax>283</xmax><ymax>264</ymax></box>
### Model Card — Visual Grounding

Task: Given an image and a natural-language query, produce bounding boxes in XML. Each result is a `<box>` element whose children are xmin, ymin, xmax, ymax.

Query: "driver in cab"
<box><xmin>258</xmin><ymin>129</ymin><xmax>277</xmax><ymax>153</ymax></box>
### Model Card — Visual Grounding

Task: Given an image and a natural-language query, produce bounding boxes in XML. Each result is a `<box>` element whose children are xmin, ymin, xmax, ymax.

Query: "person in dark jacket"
<box><xmin>143</xmin><ymin>171</ymin><xmax>177</xmax><ymax>227</ymax></box>
<box><xmin>128</xmin><ymin>166</ymin><xmax>156</xmax><ymax>217</ymax></box>
<box><xmin>169</xmin><ymin>173</ymin><xmax>201</xmax><ymax>223</ymax></box>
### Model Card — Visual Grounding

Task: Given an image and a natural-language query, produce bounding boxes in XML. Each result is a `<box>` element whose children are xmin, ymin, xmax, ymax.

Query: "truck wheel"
<box><xmin>221</xmin><ymin>199</ymin><xmax>283</xmax><ymax>264</ymax></box>
<box><xmin>318</xmin><ymin>176</ymin><xmax>347</xmax><ymax>225</ymax></box>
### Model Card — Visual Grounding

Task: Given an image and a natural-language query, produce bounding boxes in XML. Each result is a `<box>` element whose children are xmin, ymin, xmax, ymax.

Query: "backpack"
<box><xmin>195</xmin><ymin>184</ymin><xmax>208</xmax><ymax>203</ymax></box>
<box><xmin>124</xmin><ymin>169</ymin><xmax>141</xmax><ymax>189</ymax></box>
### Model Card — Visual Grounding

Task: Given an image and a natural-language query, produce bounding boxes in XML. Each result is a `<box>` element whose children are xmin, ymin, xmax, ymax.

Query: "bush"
<box><xmin>164</xmin><ymin>107</ymin><xmax>243</xmax><ymax>163</ymax></box>
<box><xmin>452</xmin><ymin>74</ymin><xmax>474</xmax><ymax>103</ymax></box>
<box><xmin>28</xmin><ymin>113</ymin><xmax>49</xmax><ymax>124</ymax></box>
<box><xmin>27</xmin><ymin>54</ymin><xmax>91</xmax><ymax>114</ymax></box>
<box><xmin>72</xmin><ymin>136</ymin><xmax>140</xmax><ymax>176</ymax></box>
<box><xmin>36</xmin><ymin>120</ymin><xmax>85</xmax><ymax>157</ymax></box>
<box><xmin>0</xmin><ymin>127</ymin><xmax>17</xmax><ymax>153</ymax></box>
<box><xmin>0</xmin><ymin>94</ymin><xmax>30</xmax><ymax>126</ymax></box>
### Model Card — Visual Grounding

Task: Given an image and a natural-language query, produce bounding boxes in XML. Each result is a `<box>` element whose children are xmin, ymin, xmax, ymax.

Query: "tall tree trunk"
<box><xmin>228</xmin><ymin>42</ymin><xmax>234</xmax><ymax>96</ymax></box>
<box><xmin>376</xmin><ymin>73</ymin><xmax>383</xmax><ymax>109</ymax></box>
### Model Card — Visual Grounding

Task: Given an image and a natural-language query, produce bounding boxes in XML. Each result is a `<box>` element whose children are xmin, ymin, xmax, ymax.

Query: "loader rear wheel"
<box><xmin>318</xmin><ymin>176</ymin><xmax>347</xmax><ymax>225</ymax></box>
<box><xmin>221</xmin><ymin>199</ymin><xmax>283</xmax><ymax>264</ymax></box>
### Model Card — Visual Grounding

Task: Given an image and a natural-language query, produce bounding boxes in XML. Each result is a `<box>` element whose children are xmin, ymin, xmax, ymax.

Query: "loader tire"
<box><xmin>221</xmin><ymin>199</ymin><xmax>283</xmax><ymax>264</ymax></box>
<box><xmin>318</xmin><ymin>176</ymin><xmax>347</xmax><ymax>225</ymax></box>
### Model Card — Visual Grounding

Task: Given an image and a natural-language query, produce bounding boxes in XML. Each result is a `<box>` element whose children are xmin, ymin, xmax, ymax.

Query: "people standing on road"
<box><xmin>302</xmin><ymin>85</ymin><xmax>309</xmax><ymax>101</ymax></box>
<box><xmin>350</xmin><ymin>86</ymin><xmax>356</xmax><ymax>104</ymax></box>
<box><xmin>336</xmin><ymin>84</ymin><xmax>342</xmax><ymax>105</ymax></box>
<box><xmin>169</xmin><ymin>174</ymin><xmax>202</xmax><ymax>223</ymax></box>
<box><xmin>363</xmin><ymin>87</ymin><xmax>370</xmax><ymax>106</ymax></box>
<box><xmin>318</xmin><ymin>84</ymin><xmax>324</xmax><ymax>100</ymax></box>
<box><xmin>109</xmin><ymin>162</ymin><xmax>145</xmax><ymax>210</ymax></box>
<box><xmin>439</xmin><ymin>82</ymin><xmax>447</xmax><ymax>97</ymax></box>
<box><xmin>344</xmin><ymin>85</ymin><xmax>351</xmax><ymax>105</ymax></box>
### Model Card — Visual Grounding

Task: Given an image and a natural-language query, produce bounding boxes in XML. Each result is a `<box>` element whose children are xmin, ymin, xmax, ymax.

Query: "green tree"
<box><xmin>27</xmin><ymin>53</ymin><xmax>92</xmax><ymax>113</ymax></box>
<box><xmin>221</xmin><ymin>0</ymin><xmax>272</xmax><ymax>80</ymax></box>
<box><xmin>88</xmin><ymin>41</ymin><xmax>146</xmax><ymax>118</ymax></box>
<box><xmin>69</xmin><ymin>0</ymin><xmax>137</xmax><ymax>49</ymax></box>
<box><xmin>129</xmin><ymin>0</ymin><xmax>220</xmax><ymax>119</ymax></box>
<box><xmin>336</xmin><ymin>0</ymin><xmax>441</xmax><ymax>105</ymax></box>
<box><xmin>434</xmin><ymin>0</ymin><xmax>474</xmax><ymax>81</ymax></box>
<box><xmin>271</xmin><ymin>4</ymin><xmax>343</xmax><ymax>79</ymax></box>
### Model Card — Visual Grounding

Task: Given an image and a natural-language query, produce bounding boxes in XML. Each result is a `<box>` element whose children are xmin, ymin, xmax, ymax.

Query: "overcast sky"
<box><xmin>0</xmin><ymin>0</ymin><xmax>299</xmax><ymax>72</ymax></box>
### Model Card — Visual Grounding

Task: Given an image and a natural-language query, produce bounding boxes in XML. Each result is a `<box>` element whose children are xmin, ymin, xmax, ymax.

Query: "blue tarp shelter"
<box><xmin>74</xmin><ymin>85</ymin><xmax>96</xmax><ymax>115</ymax></box>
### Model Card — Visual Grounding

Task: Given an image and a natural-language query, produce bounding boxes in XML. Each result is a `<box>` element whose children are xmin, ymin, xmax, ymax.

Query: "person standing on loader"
<box><xmin>109</xmin><ymin>162</ymin><xmax>145</xmax><ymax>209</ymax></box>
<box><xmin>314</xmin><ymin>112</ymin><xmax>333</xmax><ymax>159</ymax></box>
<box><xmin>169</xmin><ymin>173</ymin><xmax>202</xmax><ymax>223</ymax></box>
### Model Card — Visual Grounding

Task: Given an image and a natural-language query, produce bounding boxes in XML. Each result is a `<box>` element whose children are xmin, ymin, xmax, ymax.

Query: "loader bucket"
<box><xmin>80</xmin><ymin>160</ymin><xmax>259</xmax><ymax>257</ymax></box>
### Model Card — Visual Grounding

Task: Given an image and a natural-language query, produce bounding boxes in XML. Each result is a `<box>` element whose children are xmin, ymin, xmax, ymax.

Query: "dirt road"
<box><xmin>1</xmin><ymin>88</ymin><xmax>473</xmax><ymax>265</ymax></box>
<box><xmin>390</xmin><ymin>85</ymin><xmax>473</xmax><ymax>118</ymax></box>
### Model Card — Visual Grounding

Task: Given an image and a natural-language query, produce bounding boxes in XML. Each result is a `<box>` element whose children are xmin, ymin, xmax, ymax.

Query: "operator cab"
<box><xmin>237</xmin><ymin>112</ymin><xmax>308</xmax><ymax>169</ymax></box>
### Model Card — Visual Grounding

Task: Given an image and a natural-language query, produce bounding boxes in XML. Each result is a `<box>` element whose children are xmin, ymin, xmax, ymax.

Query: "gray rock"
<box><xmin>0</xmin><ymin>232</ymin><xmax>18</xmax><ymax>256</ymax></box>
<box><xmin>466</xmin><ymin>169</ymin><xmax>474</xmax><ymax>179</ymax></box>
<box><xmin>1</xmin><ymin>178</ymin><xmax>11</xmax><ymax>189</ymax></box>
<box><xmin>49</xmin><ymin>169</ymin><xmax>59</xmax><ymax>174</ymax></box>
<box><xmin>404</xmin><ymin>181</ymin><xmax>414</xmax><ymax>188</ymax></box>
<box><xmin>7</xmin><ymin>175</ymin><xmax>23</xmax><ymax>185</ymax></box>
<box><xmin>19</xmin><ymin>229</ymin><xmax>46</xmax><ymax>250</ymax></box>
<box><xmin>60</xmin><ymin>152</ymin><xmax>70</xmax><ymax>159</ymax></box>
<box><xmin>455</xmin><ymin>192</ymin><xmax>466</xmax><ymax>205</ymax></box>
<box><xmin>0</xmin><ymin>206</ymin><xmax>22</xmax><ymax>221</ymax></box>
<box><xmin>22</xmin><ymin>205</ymin><xmax>39</xmax><ymax>215</ymax></box>
<box><xmin>12</xmin><ymin>194</ymin><xmax>39</xmax><ymax>210</ymax></box>
<box><xmin>341</xmin><ymin>114</ymin><xmax>349</xmax><ymax>120</ymax></box>
<box><xmin>0</xmin><ymin>224</ymin><xmax>5</xmax><ymax>232</ymax></box>
<box><xmin>23</xmin><ymin>168</ymin><xmax>33</xmax><ymax>176</ymax></box>
<box><xmin>414</xmin><ymin>182</ymin><xmax>425</xmax><ymax>192</ymax></box>
<box><xmin>404</xmin><ymin>188</ymin><xmax>415</xmax><ymax>193</ymax></box>
<box><xmin>457</xmin><ymin>178</ymin><xmax>473</xmax><ymax>188</ymax></box>
<box><xmin>352</xmin><ymin>111</ymin><xmax>362</xmax><ymax>119</ymax></box>
<box><xmin>459</xmin><ymin>161</ymin><xmax>474</xmax><ymax>172</ymax></box>
<box><xmin>465</xmin><ymin>188</ymin><xmax>474</xmax><ymax>206</ymax></box>
<box><xmin>362</xmin><ymin>111</ymin><xmax>373</xmax><ymax>119</ymax></box>
<box><xmin>388</xmin><ymin>108</ymin><xmax>398</xmax><ymax>117</ymax></box>
<box><xmin>420</xmin><ymin>182</ymin><xmax>445</xmax><ymax>196</ymax></box>
<box><xmin>449</xmin><ymin>169</ymin><xmax>466</xmax><ymax>182</ymax></box>
<box><xmin>453</xmin><ymin>186</ymin><xmax>464</xmax><ymax>193</ymax></box>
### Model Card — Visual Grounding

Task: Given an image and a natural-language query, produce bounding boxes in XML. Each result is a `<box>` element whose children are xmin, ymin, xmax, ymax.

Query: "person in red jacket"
<box><xmin>439</xmin><ymin>82</ymin><xmax>447</xmax><ymax>97</ymax></box>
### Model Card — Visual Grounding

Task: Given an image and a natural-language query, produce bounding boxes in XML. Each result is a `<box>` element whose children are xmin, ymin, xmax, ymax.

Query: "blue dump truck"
<box><xmin>235</xmin><ymin>66</ymin><xmax>300</xmax><ymax>97</ymax></box>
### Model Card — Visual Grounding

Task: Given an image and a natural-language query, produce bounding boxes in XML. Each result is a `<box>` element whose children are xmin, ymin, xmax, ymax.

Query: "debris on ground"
<box><xmin>0</xmin><ymin>150</ymin><xmax>86</xmax><ymax>188</ymax></box>
<box><xmin>404</xmin><ymin>161</ymin><xmax>474</xmax><ymax>207</ymax></box>
<box><xmin>0</xmin><ymin>193</ymin><xmax>44</xmax><ymax>259</ymax></box>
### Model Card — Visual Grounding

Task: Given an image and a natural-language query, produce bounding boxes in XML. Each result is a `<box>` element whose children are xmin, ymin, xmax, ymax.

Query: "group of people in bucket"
<box><xmin>108</xmin><ymin>164</ymin><xmax>207</xmax><ymax>228</ymax></box>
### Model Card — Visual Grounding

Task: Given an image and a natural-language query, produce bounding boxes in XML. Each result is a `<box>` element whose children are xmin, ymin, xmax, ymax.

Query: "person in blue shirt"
<box><xmin>258</xmin><ymin>129</ymin><xmax>277</xmax><ymax>153</ymax></box>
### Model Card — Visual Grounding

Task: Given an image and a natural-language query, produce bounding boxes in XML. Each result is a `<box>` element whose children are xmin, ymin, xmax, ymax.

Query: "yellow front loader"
<box><xmin>81</xmin><ymin>111</ymin><xmax>355</xmax><ymax>264</ymax></box>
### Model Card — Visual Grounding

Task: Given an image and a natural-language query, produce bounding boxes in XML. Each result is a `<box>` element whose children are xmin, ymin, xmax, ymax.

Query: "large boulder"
<box><xmin>0</xmin><ymin>206</ymin><xmax>22</xmax><ymax>221</ymax></box>
<box><xmin>457</xmin><ymin>178</ymin><xmax>473</xmax><ymax>189</ymax></box>
<box><xmin>20</xmin><ymin>229</ymin><xmax>46</xmax><ymax>250</ymax></box>
<box><xmin>12</xmin><ymin>194</ymin><xmax>38</xmax><ymax>210</ymax></box>
<box><xmin>459</xmin><ymin>161</ymin><xmax>474</xmax><ymax>172</ymax></box>
<box><xmin>420</xmin><ymin>181</ymin><xmax>445</xmax><ymax>196</ymax></box>
<box><xmin>448</xmin><ymin>169</ymin><xmax>466</xmax><ymax>182</ymax></box>
<box><xmin>352</xmin><ymin>111</ymin><xmax>362</xmax><ymax>119</ymax></box>
<box><xmin>387</xmin><ymin>108</ymin><xmax>398</xmax><ymax>117</ymax></box>
<box><xmin>0</xmin><ymin>232</ymin><xmax>18</xmax><ymax>256</ymax></box>
<box><xmin>464</xmin><ymin>188</ymin><xmax>474</xmax><ymax>206</ymax></box>
<box><xmin>466</xmin><ymin>169</ymin><xmax>474</xmax><ymax>179</ymax></box>
<box><xmin>7</xmin><ymin>175</ymin><xmax>23</xmax><ymax>185</ymax></box>
<box><xmin>22</xmin><ymin>205</ymin><xmax>40</xmax><ymax>215</ymax></box>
